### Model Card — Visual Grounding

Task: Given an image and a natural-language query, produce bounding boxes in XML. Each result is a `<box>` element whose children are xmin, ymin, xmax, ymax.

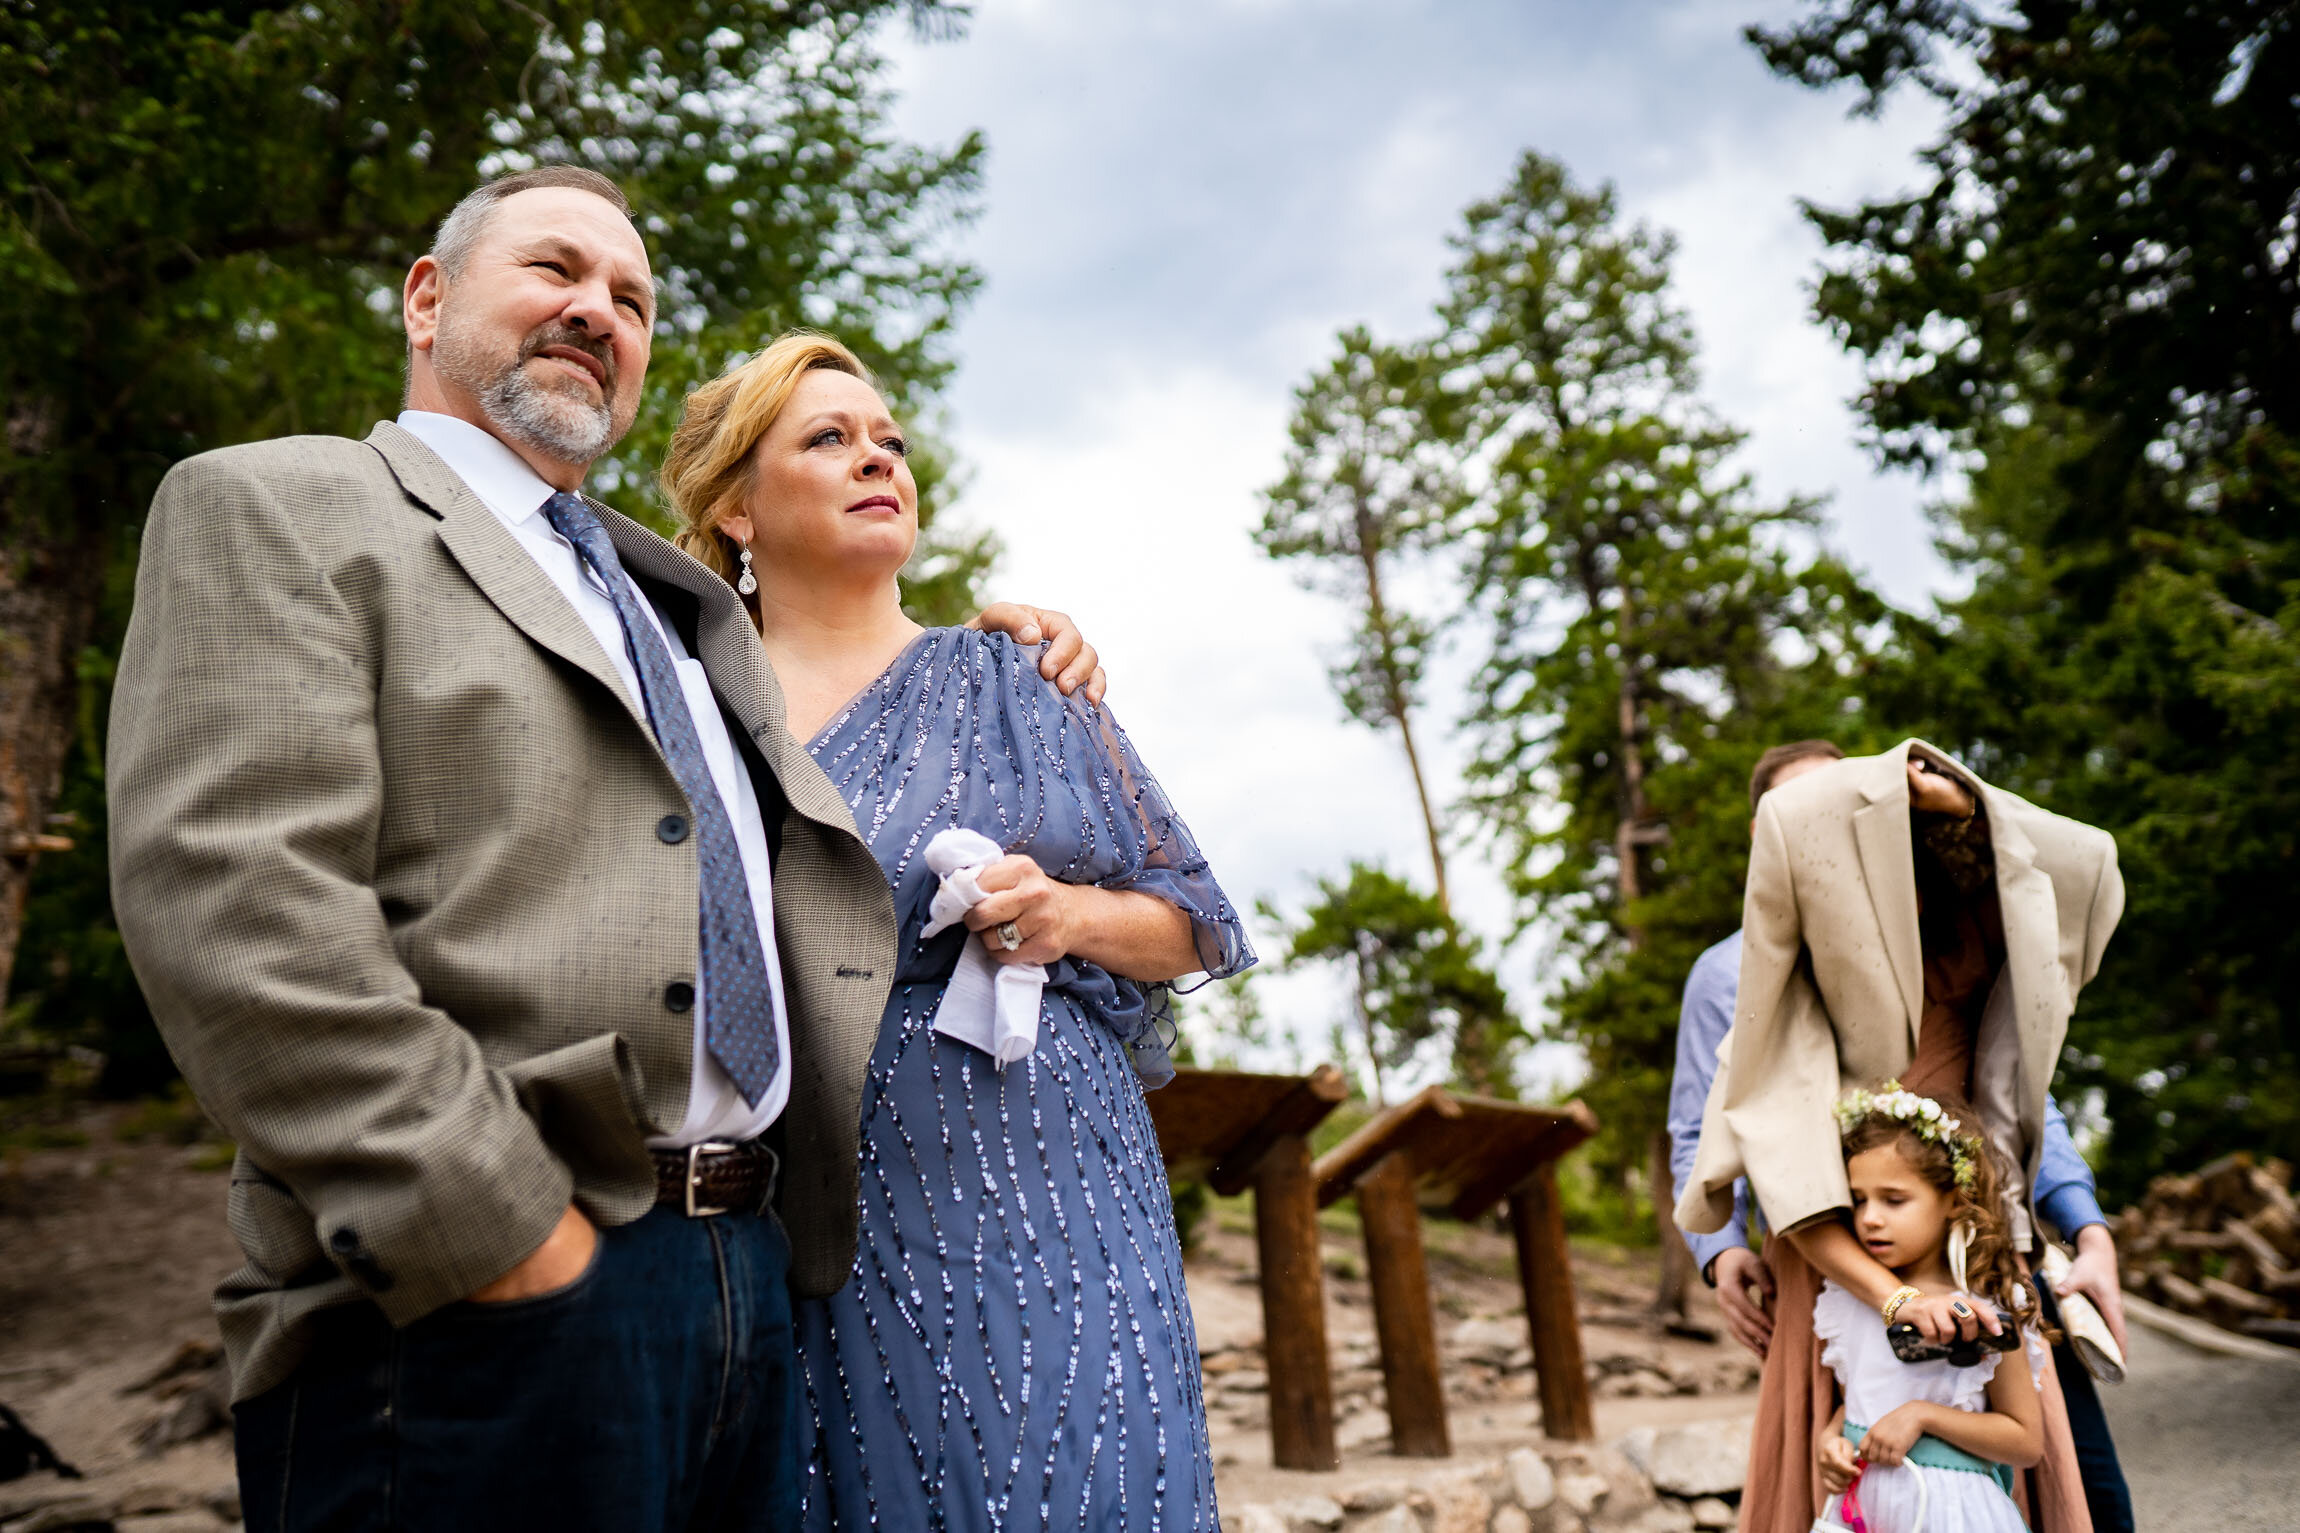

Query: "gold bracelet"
<box><xmin>1880</xmin><ymin>1285</ymin><xmax>1922</xmax><ymax>1326</ymax></box>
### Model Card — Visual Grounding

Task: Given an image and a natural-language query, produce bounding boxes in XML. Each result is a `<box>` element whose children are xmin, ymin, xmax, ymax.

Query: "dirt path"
<box><xmin>2101</xmin><ymin>1318</ymin><xmax>2300</xmax><ymax>1530</ymax></box>
<box><xmin>1</xmin><ymin>1109</ymin><xmax>244</xmax><ymax>1526</ymax></box>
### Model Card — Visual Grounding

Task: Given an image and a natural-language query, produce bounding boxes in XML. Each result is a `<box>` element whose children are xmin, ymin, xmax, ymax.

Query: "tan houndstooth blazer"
<box><xmin>109</xmin><ymin>421</ymin><xmax>897</xmax><ymax>1401</ymax></box>
<box><xmin>1674</xmin><ymin>740</ymin><xmax>2123</xmax><ymax>1243</ymax></box>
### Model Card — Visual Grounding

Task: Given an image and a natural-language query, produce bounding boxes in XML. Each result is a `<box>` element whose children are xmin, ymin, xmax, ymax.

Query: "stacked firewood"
<box><xmin>2113</xmin><ymin>1152</ymin><xmax>2300</xmax><ymax>1347</ymax></box>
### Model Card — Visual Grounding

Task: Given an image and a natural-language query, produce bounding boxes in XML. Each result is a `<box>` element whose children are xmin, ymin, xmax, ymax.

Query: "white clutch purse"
<box><xmin>2040</xmin><ymin>1242</ymin><xmax>2127</xmax><ymax>1385</ymax></box>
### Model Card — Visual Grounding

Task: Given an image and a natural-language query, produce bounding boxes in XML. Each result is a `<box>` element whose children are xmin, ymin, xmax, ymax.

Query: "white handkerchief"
<box><xmin>919</xmin><ymin>828</ymin><xmax>1046</xmax><ymax>1066</ymax></box>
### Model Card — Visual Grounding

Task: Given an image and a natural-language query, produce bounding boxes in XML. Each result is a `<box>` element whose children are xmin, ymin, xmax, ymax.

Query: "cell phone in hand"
<box><xmin>1887</xmin><ymin>1320</ymin><xmax>2021</xmax><ymax>1368</ymax></box>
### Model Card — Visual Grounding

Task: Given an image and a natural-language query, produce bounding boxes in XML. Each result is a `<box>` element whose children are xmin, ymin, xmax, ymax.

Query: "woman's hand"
<box><xmin>1906</xmin><ymin>758</ymin><xmax>1975</xmax><ymax>817</ymax></box>
<box><xmin>1897</xmin><ymin>1289</ymin><xmax>2001</xmax><ymax>1345</ymax></box>
<box><xmin>964</xmin><ymin>855</ymin><xmax>1078</xmax><ymax>966</ymax></box>
<box><xmin>1817</xmin><ymin>1433</ymin><xmax>1863</xmax><ymax>1495</ymax></box>
<box><xmin>1857</xmin><ymin>1403</ymin><xmax>1935</xmax><ymax>1468</ymax></box>
<box><xmin>961</xmin><ymin>857</ymin><xmax>1204</xmax><ymax>982</ymax></box>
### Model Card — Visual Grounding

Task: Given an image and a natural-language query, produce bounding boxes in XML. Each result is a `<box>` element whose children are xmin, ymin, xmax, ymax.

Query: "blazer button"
<box><xmin>665</xmin><ymin>981</ymin><xmax>696</xmax><ymax>1013</ymax></box>
<box><xmin>657</xmin><ymin>814</ymin><xmax>689</xmax><ymax>844</ymax></box>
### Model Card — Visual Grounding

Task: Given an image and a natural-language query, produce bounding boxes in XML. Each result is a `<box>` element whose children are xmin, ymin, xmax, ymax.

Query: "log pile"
<box><xmin>2113</xmin><ymin>1152</ymin><xmax>2300</xmax><ymax>1348</ymax></box>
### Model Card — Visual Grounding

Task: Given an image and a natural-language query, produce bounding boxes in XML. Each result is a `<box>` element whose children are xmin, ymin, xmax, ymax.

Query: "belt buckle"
<box><xmin>684</xmin><ymin>1140</ymin><xmax>739</xmax><ymax>1218</ymax></box>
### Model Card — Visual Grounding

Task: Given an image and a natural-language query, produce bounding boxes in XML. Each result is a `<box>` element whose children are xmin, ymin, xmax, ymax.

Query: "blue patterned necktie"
<box><xmin>541</xmin><ymin>492</ymin><xmax>780</xmax><ymax>1106</ymax></box>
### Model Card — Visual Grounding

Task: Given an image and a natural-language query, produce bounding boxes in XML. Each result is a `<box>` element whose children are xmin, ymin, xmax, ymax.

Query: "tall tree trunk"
<box><xmin>1613</xmin><ymin>574</ymin><xmax>1693</xmax><ymax>1319</ymax></box>
<box><xmin>1389</xmin><ymin>691</ymin><xmax>1450</xmax><ymax>916</ymax></box>
<box><xmin>1355</xmin><ymin>945</ymin><xmax>1387</xmax><ymax>1108</ymax></box>
<box><xmin>0</xmin><ymin>513</ymin><xmax>110</xmax><ymax>1002</ymax></box>
<box><xmin>1649</xmin><ymin>1127</ymin><xmax>1696</xmax><ymax>1322</ymax></box>
<box><xmin>1354</xmin><ymin>509</ymin><xmax>1451</xmax><ymax>913</ymax></box>
<box><xmin>1613</xmin><ymin>596</ymin><xmax>1648</xmax><ymax>926</ymax></box>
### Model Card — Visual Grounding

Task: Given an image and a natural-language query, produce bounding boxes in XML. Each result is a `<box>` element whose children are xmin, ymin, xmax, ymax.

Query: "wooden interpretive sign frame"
<box><xmin>1312</xmin><ymin>1090</ymin><xmax>1601</xmax><ymax>1448</ymax></box>
<box><xmin>1146</xmin><ymin>1064</ymin><xmax>1350</xmax><ymax>1471</ymax></box>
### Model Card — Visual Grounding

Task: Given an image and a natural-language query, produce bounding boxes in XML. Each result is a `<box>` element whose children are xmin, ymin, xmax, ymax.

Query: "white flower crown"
<box><xmin>1835</xmin><ymin>1080</ymin><xmax>1980</xmax><ymax>1190</ymax></box>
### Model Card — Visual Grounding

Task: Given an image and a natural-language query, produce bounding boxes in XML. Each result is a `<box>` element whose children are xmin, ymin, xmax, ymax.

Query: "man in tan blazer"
<box><xmin>108</xmin><ymin>166</ymin><xmax>1099</xmax><ymax>1533</ymax></box>
<box><xmin>1675</xmin><ymin>739</ymin><xmax>2122</xmax><ymax>1304</ymax></box>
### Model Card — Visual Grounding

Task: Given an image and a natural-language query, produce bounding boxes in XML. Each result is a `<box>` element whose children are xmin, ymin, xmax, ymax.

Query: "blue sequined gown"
<box><xmin>794</xmin><ymin>628</ymin><xmax>1252</xmax><ymax>1533</ymax></box>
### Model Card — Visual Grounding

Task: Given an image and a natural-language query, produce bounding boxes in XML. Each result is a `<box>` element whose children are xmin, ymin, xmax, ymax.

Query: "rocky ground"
<box><xmin>1184</xmin><ymin>1197</ymin><xmax>1758</xmax><ymax>1533</ymax></box>
<box><xmin>0</xmin><ymin>1105</ymin><xmax>1763</xmax><ymax>1533</ymax></box>
<box><xmin>32</xmin><ymin>1104</ymin><xmax>2296</xmax><ymax>1533</ymax></box>
<box><xmin>1</xmin><ymin>1108</ymin><xmax>243</xmax><ymax>1533</ymax></box>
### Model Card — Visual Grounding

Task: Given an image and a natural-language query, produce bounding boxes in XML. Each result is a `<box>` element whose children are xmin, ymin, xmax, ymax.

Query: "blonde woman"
<box><xmin>663</xmin><ymin>333</ymin><xmax>1249</xmax><ymax>1532</ymax></box>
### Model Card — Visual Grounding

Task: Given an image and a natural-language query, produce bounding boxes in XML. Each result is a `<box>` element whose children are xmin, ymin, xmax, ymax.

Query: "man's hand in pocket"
<box><xmin>468</xmin><ymin>1204</ymin><xmax>597</xmax><ymax>1303</ymax></box>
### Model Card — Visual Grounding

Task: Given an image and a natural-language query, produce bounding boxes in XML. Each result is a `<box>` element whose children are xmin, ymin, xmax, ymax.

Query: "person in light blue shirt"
<box><xmin>1667</xmin><ymin>739</ymin><xmax>2134</xmax><ymax>1533</ymax></box>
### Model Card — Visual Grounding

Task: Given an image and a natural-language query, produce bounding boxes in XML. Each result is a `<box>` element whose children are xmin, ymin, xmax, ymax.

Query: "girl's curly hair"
<box><xmin>1842</xmin><ymin>1092</ymin><xmax>2056</xmax><ymax>1343</ymax></box>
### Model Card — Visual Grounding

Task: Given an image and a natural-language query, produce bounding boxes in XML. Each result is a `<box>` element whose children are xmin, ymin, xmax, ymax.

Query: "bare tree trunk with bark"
<box><xmin>1611</xmin><ymin>573</ymin><xmax>1695</xmax><ymax>1320</ymax></box>
<box><xmin>1649</xmin><ymin>1127</ymin><xmax>1696</xmax><ymax>1320</ymax></box>
<box><xmin>0</xmin><ymin>511</ymin><xmax>110</xmax><ymax>1002</ymax></box>
<box><xmin>1354</xmin><ymin>944</ymin><xmax>1387</xmax><ymax>1108</ymax></box>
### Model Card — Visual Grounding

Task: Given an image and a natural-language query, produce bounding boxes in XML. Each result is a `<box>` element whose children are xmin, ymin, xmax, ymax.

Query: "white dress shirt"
<box><xmin>397</xmin><ymin>411</ymin><xmax>790</xmax><ymax>1146</ymax></box>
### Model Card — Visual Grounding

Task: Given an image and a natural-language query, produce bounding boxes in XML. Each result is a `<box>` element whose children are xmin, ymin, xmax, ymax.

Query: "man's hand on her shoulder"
<box><xmin>467</xmin><ymin>1204</ymin><xmax>597</xmax><ymax>1304</ymax></box>
<box><xmin>970</xmin><ymin>603</ymin><xmax>1107</xmax><ymax>704</ymax></box>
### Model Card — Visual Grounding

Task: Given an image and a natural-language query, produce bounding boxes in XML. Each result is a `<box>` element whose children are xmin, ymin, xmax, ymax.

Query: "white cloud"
<box><xmin>884</xmin><ymin>0</ymin><xmax>1951</xmax><ymax>1091</ymax></box>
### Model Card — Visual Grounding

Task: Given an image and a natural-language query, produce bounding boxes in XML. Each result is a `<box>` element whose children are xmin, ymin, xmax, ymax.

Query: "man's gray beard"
<box><xmin>433</xmin><ymin>310</ymin><xmax>619</xmax><ymax>465</ymax></box>
<box><xmin>482</xmin><ymin>362</ymin><xmax>617</xmax><ymax>464</ymax></box>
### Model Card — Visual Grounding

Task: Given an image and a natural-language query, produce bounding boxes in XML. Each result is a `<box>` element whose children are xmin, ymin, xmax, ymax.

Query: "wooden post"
<box><xmin>1254</xmin><ymin>1134</ymin><xmax>1339</xmax><ymax>1470</ymax></box>
<box><xmin>1357</xmin><ymin>1150</ymin><xmax>1450</xmax><ymax>1457</ymax></box>
<box><xmin>1508</xmin><ymin>1162</ymin><xmax>1595</xmax><ymax>1441</ymax></box>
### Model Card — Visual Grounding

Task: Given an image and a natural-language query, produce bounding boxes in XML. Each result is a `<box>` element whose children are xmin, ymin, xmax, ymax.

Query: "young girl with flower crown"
<box><xmin>1811</xmin><ymin>1084</ymin><xmax>2051</xmax><ymax>1533</ymax></box>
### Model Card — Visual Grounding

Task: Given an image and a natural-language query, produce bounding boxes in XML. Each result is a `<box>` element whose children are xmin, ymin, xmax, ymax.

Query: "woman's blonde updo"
<box><xmin>662</xmin><ymin>330</ymin><xmax>876</xmax><ymax>597</ymax></box>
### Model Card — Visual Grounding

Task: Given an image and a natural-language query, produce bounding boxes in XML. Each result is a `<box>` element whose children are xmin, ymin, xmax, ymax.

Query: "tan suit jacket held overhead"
<box><xmin>1673</xmin><ymin>741</ymin><xmax>2123</xmax><ymax>1241</ymax></box>
<box><xmin>108</xmin><ymin>423</ymin><xmax>898</xmax><ymax>1402</ymax></box>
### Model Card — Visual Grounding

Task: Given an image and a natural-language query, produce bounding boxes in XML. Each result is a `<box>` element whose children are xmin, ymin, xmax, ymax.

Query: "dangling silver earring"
<box><xmin>736</xmin><ymin>544</ymin><xmax>757</xmax><ymax>596</ymax></box>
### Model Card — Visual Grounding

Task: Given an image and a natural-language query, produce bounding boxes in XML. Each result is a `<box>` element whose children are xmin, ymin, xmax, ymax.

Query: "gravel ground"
<box><xmin>2099</xmin><ymin>1317</ymin><xmax>2300</xmax><ymax>1530</ymax></box>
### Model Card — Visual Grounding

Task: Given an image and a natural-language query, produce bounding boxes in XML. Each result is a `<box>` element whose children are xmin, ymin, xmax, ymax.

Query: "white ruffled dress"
<box><xmin>1813</xmin><ymin>1281</ymin><xmax>2038</xmax><ymax>1533</ymax></box>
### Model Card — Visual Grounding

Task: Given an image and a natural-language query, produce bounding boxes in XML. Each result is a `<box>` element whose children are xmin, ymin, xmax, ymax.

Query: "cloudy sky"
<box><xmin>880</xmin><ymin>0</ymin><xmax>1950</xmax><ymax>1087</ymax></box>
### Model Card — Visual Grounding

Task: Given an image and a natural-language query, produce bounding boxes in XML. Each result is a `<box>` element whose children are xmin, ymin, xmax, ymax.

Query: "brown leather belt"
<box><xmin>650</xmin><ymin>1140</ymin><xmax>779</xmax><ymax>1218</ymax></box>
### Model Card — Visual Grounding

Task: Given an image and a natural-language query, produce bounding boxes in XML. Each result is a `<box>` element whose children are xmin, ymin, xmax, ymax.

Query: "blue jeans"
<box><xmin>234</xmin><ymin>1206</ymin><xmax>797</xmax><ymax>1533</ymax></box>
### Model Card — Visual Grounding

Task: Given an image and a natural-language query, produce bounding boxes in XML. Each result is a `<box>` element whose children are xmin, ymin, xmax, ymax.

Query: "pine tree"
<box><xmin>1756</xmin><ymin>1</ymin><xmax>2300</xmax><ymax>1192</ymax></box>
<box><xmin>1434</xmin><ymin>152</ymin><xmax>1881</xmax><ymax>1312</ymax></box>
<box><xmin>1280</xmin><ymin>864</ymin><xmax>1521</xmax><ymax>1104</ymax></box>
<box><xmin>1259</xmin><ymin>327</ymin><xmax>1462</xmax><ymax>910</ymax></box>
<box><xmin>0</xmin><ymin>2</ymin><xmax>984</xmax><ymax>1080</ymax></box>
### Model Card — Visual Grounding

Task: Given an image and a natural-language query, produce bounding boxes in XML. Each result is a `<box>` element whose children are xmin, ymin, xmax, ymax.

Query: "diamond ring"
<box><xmin>996</xmin><ymin>921</ymin><xmax>1023</xmax><ymax>951</ymax></box>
